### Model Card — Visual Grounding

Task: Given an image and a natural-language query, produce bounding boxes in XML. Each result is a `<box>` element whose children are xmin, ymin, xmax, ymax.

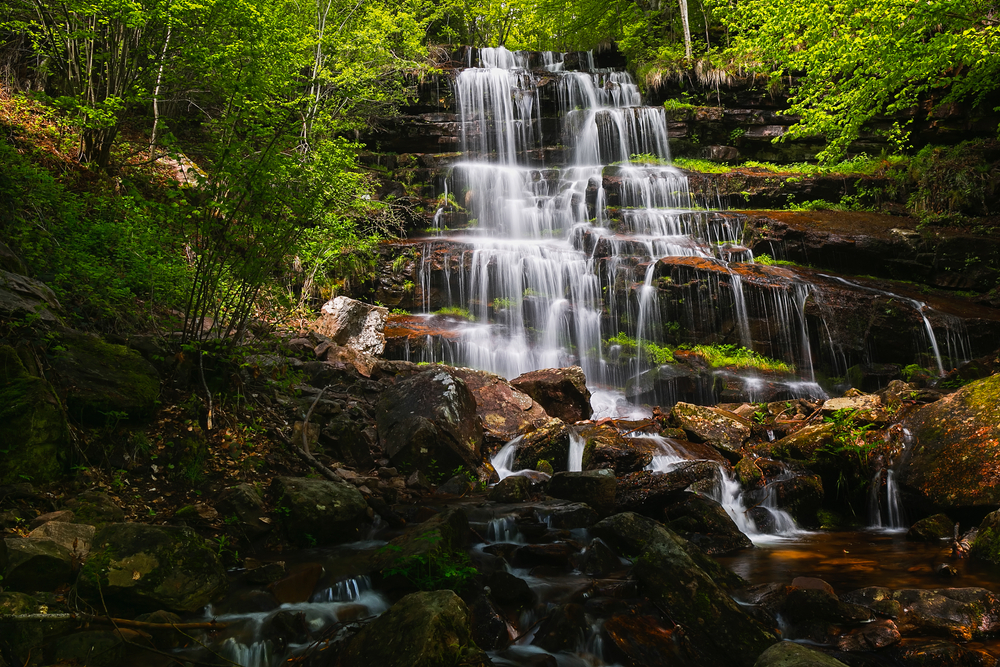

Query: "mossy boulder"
<box><xmin>666</xmin><ymin>494</ymin><xmax>753</xmax><ymax>554</ymax></box>
<box><xmin>754</xmin><ymin>642</ymin><xmax>849</xmax><ymax>667</ymax></box>
<box><xmin>487</xmin><ymin>476</ymin><xmax>531</xmax><ymax>503</ymax></box>
<box><xmin>908</xmin><ymin>513</ymin><xmax>955</xmax><ymax>542</ymax></box>
<box><xmin>971</xmin><ymin>509</ymin><xmax>1000</xmax><ymax>564</ymax></box>
<box><xmin>371</xmin><ymin>508</ymin><xmax>469</xmax><ymax>574</ymax></box>
<box><xmin>64</xmin><ymin>491</ymin><xmax>125</xmax><ymax>528</ymax></box>
<box><xmin>585</xmin><ymin>423</ymin><xmax>658</xmax><ymax>473</ymax></box>
<box><xmin>547</xmin><ymin>469</ymin><xmax>617</xmax><ymax>516</ymax></box>
<box><xmin>513</xmin><ymin>419</ymin><xmax>589</xmax><ymax>472</ymax></box>
<box><xmin>0</xmin><ymin>345</ymin><xmax>70</xmax><ymax>486</ymax></box>
<box><xmin>271</xmin><ymin>476</ymin><xmax>368</xmax><ymax>546</ymax></box>
<box><xmin>77</xmin><ymin>523</ymin><xmax>228</xmax><ymax>614</ymax></box>
<box><xmin>593</xmin><ymin>512</ymin><xmax>774</xmax><ymax>666</ymax></box>
<box><xmin>340</xmin><ymin>590</ymin><xmax>489</xmax><ymax>667</ymax></box>
<box><xmin>755</xmin><ymin>423</ymin><xmax>836</xmax><ymax>462</ymax></box>
<box><xmin>896</xmin><ymin>374</ymin><xmax>1000</xmax><ymax>510</ymax></box>
<box><xmin>49</xmin><ymin>331</ymin><xmax>160</xmax><ymax>424</ymax></box>
<box><xmin>671</xmin><ymin>402</ymin><xmax>750</xmax><ymax>460</ymax></box>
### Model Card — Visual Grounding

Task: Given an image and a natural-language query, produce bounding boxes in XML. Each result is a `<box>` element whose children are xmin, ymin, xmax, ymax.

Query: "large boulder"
<box><xmin>512</xmin><ymin>419</ymin><xmax>581</xmax><ymax>472</ymax></box>
<box><xmin>908</xmin><ymin>513</ymin><xmax>955</xmax><ymax>542</ymax></box>
<box><xmin>593</xmin><ymin>512</ymin><xmax>774</xmax><ymax>666</ymax></box>
<box><xmin>376</xmin><ymin>368</ymin><xmax>484</xmax><ymax>472</ymax></box>
<box><xmin>615</xmin><ymin>462</ymin><xmax>722</xmax><ymax>517</ymax></box>
<box><xmin>666</xmin><ymin>494</ymin><xmax>753</xmax><ymax>554</ymax></box>
<box><xmin>896</xmin><ymin>375</ymin><xmax>1000</xmax><ymax>510</ymax></box>
<box><xmin>78</xmin><ymin>523</ymin><xmax>228</xmax><ymax>614</ymax></box>
<box><xmin>755</xmin><ymin>423</ymin><xmax>836</xmax><ymax>461</ymax></box>
<box><xmin>671</xmin><ymin>402</ymin><xmax>750</xmax><ymax>459</ymax></box>
<box><xmin>49</xmin><ymin>331</ymin><xmax>160</xmax><ymax>424</ymax></box>
<box><xmin>584</xmin><ymin>423</ymin><xmax>659</xmax><ymax>473</ymax></box>
<box><xmin>340</xmin><ymin>590</ymin><xmax>488</xmax><ymax>667</ymax></box>
<box><xmin>271</xmin><ymin>476</ymin><xmax>368</xmax><ymax>546</ymax></box>
<box><xmin>971</xmin><ymin>509</ymin><xmax>1000</xmax><ymax>563</ymax></box>
<box><xmin>843</xmin><ymin>586</ymin><xmax>1000</xmax><ymax>641</ymax></box>
<box><xmin>0</xmin><ymin>345</ymin><xmax>70</xmax><ymax>485</ymax></box>
<box><xmin>754</xmin><ymin>642</ymin><xmax>849</xmax><ymax>667</ymax></box>
<box><xmin>547</xmin><ymin>469</ymin><xmax>617</xmax><ymax>515</ymax></box>
<box><xmin>313</xmin><ymin>296</ymin><xmax>388</xmax><ymax>355</ymax></box>
<box><xmin>511</xmin><ymin>366</ymin><xmax>592</xmax><ymax>423</ymax></box>
<box><xmin>451</xmin><ymin>368</ymin><xmax>550</xmax><ymax>444</ymax></box>
<box><xmin>0</xmin><ymin>269</ymin><xmax>62</xmax><ymax>323</ymax></box>
<box><xmin>0</xmin><ymin>536</ymin><xmax>77</xmax><ymax>592</ymax></box>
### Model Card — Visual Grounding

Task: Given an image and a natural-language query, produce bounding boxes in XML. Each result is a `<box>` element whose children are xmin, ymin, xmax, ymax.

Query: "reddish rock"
<box><xmin>511</xmin><ymin>366</ymin><xmax>592</xmax><ymax>423</ymax></box>
<box><xmin>451</xmin><ymin>368</ymin><xmax>550</xmax><ymax>444</ymax></box>
<box><xmin>836</xmin><ymin>619</ymin><xmax>901</xmax><ymax>651</ymax></box>
<box><xmin>604</xmin><ymin>614</ymin><xmax>686</xmax><ymax>666</ymax></box>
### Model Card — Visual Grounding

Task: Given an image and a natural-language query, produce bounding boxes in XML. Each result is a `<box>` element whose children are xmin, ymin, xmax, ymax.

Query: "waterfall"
<box><xmin>491</xmin><ymin>436</ymin><xmax>522</xmax><ymax>481</ymax></box>
<box><xmin>568</xmin><ymin>432</ymin><xmax>586</xmax><ymax>472</ymax></box>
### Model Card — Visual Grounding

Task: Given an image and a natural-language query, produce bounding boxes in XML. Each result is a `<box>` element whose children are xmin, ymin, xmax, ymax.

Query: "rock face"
<box><xmin>547</xmin><ymin>470</ymin><xmax>617</xmax><ymax>515</ymax></box>
<box><xmin>313</xmin><ymin>296</ymin><xmax>388</xmax><ymax>355</ymax></box>
<box><xmin>451</xmin><ymin>368</ymin><xmax>550</xmax><ymax>444</ymax></box>
<box><xmin>340</xmin><ymin>590</ymin><xmax>488</xmax><ymax>667</ymax></box>
<box><xmin>896</xmin><ymin>375</ymin><xmax>1000</xmax><ymax>510</ymax></box>
<box><xmin>271</xmin><ymin>476</ymin><xmax>368</xmax><ymax>546</ymax></box>
<box><xmin>671</xmin><ymin>402</ymin><xmax>750</xmax><ymax>459</ymax></box>
<box><xmin>593</xmin><ymin>512</ymin><xmax>774</xmax><ymax>666</ymax></box>
<box><xmin>0</xmin><ymin>345</ymin><xmax>70</xmax><ymax>485</ymax></box>
<box><xmin>49</xmin><ymin>331</ymin><xmax>160</xmax><ymax>424</ymax></box>
<box><xmin>511</xmin><ymin>366</ymin><xmax>592</xmax><ymax>423</ymax></box>
<box><xmin>376</xmin><ymin>368</ymin><xmax>484</xmax><ymax>472</ymax></box>
<box><xmin>78</xmin><ymin>523</ymin><xmax>228</xmax><ymax>614</ymax></box>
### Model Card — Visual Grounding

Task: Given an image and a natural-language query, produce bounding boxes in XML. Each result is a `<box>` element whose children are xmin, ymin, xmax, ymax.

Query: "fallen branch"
<box><xmin>0</xmin><ymin>612</ymin><xmax>225</xmax><ymax>631</ymax></box>
<box><xmin>272</xmin><ymin>427</ymin><xmax>342</xmax><ymax>484</ymax></box>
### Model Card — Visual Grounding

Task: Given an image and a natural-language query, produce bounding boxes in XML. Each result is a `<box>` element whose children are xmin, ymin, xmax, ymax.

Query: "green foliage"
<box><xmin>434</xmin><ymin>307</ymin><xmax>474</xmax><ymax>320</ymax></box>
<box><xmin>690</xmin><ymin>344</ymin><xmax>793</xmax><ymax>373</ymax></box>
<box><xmin>752</xmin><ymin>254</ymin><xmax>797</xmax><ymax>267</ymax></box>
<box><xmin>812</xmin><ymin>408</ymin><xmax>879</xmax><ymax>514</ymax></box>
<box><xmin>380</xmin><ymin>532</ymin><xmax>478</xmax><ymax>591</ymax></box>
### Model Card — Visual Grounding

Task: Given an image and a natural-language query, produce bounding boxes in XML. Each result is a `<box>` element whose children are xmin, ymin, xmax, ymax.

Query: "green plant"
<box><xmin>691</xmin><ymin>344</ymin><xmax>793</xmax><ymax>373</ymax></box>
<box><xmin>433</xmin><ymin>307</ymin><xmax>474</xmax><ymax>321</ymax></box>
<box><xmin>753</xmin><ymin>254</ymin><xmax>798</xmax><ymax>267</ymax></box>
<box><xmin>380</xmin><ymin>532</ymin><xmax>478</xmax><ymax>592</ymax></box>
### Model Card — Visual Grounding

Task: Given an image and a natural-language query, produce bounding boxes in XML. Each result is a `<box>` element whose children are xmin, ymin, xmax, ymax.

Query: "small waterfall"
<box><xmin>491</xmin><ymin>436</ymin><xmax>522</xmax><ymax>481</ymax></box>
<box><xmin>567</xmin><ymin>432</ymin><xmax>586</xmax><ymax>472</ymax></box>
<box><xmin>709</xmin><ymin>466</ymin><xmax>803</xmax><ymax>543</ymax></box>
<box><xmin>868</xmin><ymin>468</ymin><xmax>906</xmax><ymax>531</ymax></box>
<box><xmin>486</xmin><ymin>516</ymin><xmax>525</xmax><ymax>543</ymax></box>
<box><xmin>311</xmin><ymin>575</ymin><xmax>373</xmax><ymax>603</ymax></box>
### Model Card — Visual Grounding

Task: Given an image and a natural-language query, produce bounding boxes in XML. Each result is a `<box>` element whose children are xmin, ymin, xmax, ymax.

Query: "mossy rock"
<box><xmin>971</xmin><ymin>510</ymin><xmax>1000</xmax><ymax>564</ymax></box>
<box><xmin>0</xmin><ymin>345</ymin><xmax>70</xmax><ymax>486</ymax></box>
<box><xmin>754</xmin><ymin>642</ymin><xmax>849</xmax><ymax>666</ymax></box>
<box><xmin>77</xmin><ymin>523</ymin><xmax>228</xmax><ymax>614</ymax></box>
<box><xmin>64</xmin><ymin>491</ymin><xmax>125</xmax><ymax>528</ymax></box>
<box><xmin>908</xmin><ymin>513</ymin><xmax>955</xmax><ymax>542</ymax></box>
<box><xmin>271</xmin><ymin>476</ymin><xmax>369</xmax><ymax>547</ymax></box>
<box><xmin>50</xmin><ymin>331</ymin><xmax>160</xmax><ymax>424</ymax></box>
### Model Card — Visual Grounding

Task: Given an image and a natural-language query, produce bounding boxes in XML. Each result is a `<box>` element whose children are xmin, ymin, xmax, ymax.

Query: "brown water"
<box><xmin>717</xmin><ymin>529</ymin><xmax>1000</xmax><ymax>594</ymax></box>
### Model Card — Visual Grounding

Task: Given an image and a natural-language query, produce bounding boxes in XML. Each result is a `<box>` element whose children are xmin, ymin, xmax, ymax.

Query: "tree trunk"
<box><xmin>678</xmin><ymin>0</ymin><xmax>693</xmax><ymax>60</ymax></box>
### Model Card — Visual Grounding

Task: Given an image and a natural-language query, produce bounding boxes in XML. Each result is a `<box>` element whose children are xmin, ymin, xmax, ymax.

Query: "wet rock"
<box><xmin>340</xmin><ymin>590</ymin><xmax>487</xmax><ymax>667</ymax></box>
<box><xmin>822</xmin><ymin>393</ymin><xmax>887</xmax><ymax>423</ymax></box>
<box><xmin>572</xmin><ymin>538</ymin><xmax>623</xmax><ymax>576</ymax></box>
<box><xmin>753</xmin><ymin>642</ymin><xmax>849</xmax><ymax>666</ymax></box>
<box><xmin>269</xmin><ymin>563</ymin><xmax>324</xmax><ymax>604</ymax></box>
<box><xmin>603</xmin><ymin>613</ymin><xmax>688</xmax><ymax>666</ymax></box>
<box><xmin>217</xmin><ymin>483</ymin><xmax>272</xmax><ymax>540</ymax></box>
<box><xmin>754</xmin><ymin>473</ymin><xmax>824</xmax><ymax>528</ymax></box>
<box><xmin>841</xmin><ymin>587</ymin><xmax>903</xmax><ymax>619</ymax></box>
<box><xmin>615</xmin><ymin>462</ymin><xmax>721</xmax><ymax>517</ymax></box>
<box><xmin>547</xmin><ymin>469</ymin><xmax>617</xmax><ymax>515</ymax></box>
<box><xmin>452</xmin><ymin>368</ymin><xmax>550</xmax><ymax>444</ymax></box>
<box><xmin>780</xmin><ymin>588</ymin><xmax>873</xmax><ymax>627</ymax></box>
<box><xmin>908</xmin><ymin>513</ymin><xmax>956</xmax><ymax>542</ymax></box>
<box><xmin>0</xmin><ymin>536</ymin><xmax>76</xmax><ymax>592</ymax></box>
<box><xmin>312</xmin><ymin>296</ymin><xmax>388</xmax><ymax>355</ymax></box>
<box><xmin>78</xmin><ymin>523</ymin><xmax>228</xmax><ymax>614</ymax></box>
<box><xmin>736</xmin><ymin>455</ymin><xmax>765</xmax><ymax>490</ymax></box>
<box><xmin>376</xmin><ymin>368</ymin><xmax>484</xmax><ymax>473</ymax></box>
<box><xmin>585</xmin><ymin>423</ymin><xmax>658</xmax><ymax>473</ymax></box>
<box><xmin>487</xmin><ymin>476</ymin><xmax>531</xmax><ymax>503</ymax></box>
<box><xmin>671</xmin><ymin>402</ymin><xmax>750</xmax><ymax>459</ymax></box>
<box><xmin>972</xmin><ymin>509</ymin><xmax>1000</xmax><ymax>564</ymax></box>
<box><xmin>666</xmin><ymin>493</ymin><xmax>753</xmax><ymax>554</ymax></box>
<box><xmin>437</xmin><ymin>473</ymin><xmax>475</xmax><ymax>496</ymax></box>
<box><xmin>511</xmin><ymin>366</ymin><xmax>592</xmax><ymax>423</ymax></box>
<box><xmin>513</xmin><ymin>419</ymin><xmax>581</xmax><ymax>472</ymax></box>
<box><xmin>271</xmin><ymin>476</ymin><xmax>368</xmax><ymax>546</ymax></box>
<box><xmin>49</xmin><ymin>330</ymin><xmax>160</xmax><ymax>424</ymax></box>
<box><xmin>593</xmin><ymin>512</ymin><xmax>773</xmax><ymax>666</ymax></box>
<box><xmin>64</xmin><ymin>490</ymin><xmax>125</xmax><ymax>527</ymax></box>
<box><xmin>892</xmin><ymin>588</ymin><xmax>1000</xmax><ymax>641</ymax></box>
<box><xmin>756</xmin><ymin>423</ymin><xmax>836</xmax><ymax>461</ymax></box>
<box><xmin>0</xmin><ymin>345</ymin><xmax>70</xmax><ymax>486</ymax></box>
<box><xmin>53</xmin><ymin>630</ymin><xmax>125</xmax><ymax>667</ymax></box>
<box><xmin>262</xmin><ymin>610</ymin><xmax>313</xmax><ymax>648</ymax></box>
<box><xmin>469</xmin><ymin>595</ymin><xmax>511</xmax><ymax>650</ymax></box>
<box><xmin>835</xmin><ymin>618</ymin><xmax>901</xmax><ymax>651</ymax></box>
<box><xmin>531</xmin><ymin>603</ymin><xmax>589</xmax><ymax>653</ymax></box>
<box><xmin>513</xmin><ymin>543</ymin><xmax>574</xmax><ymax>568</ymax></box>
<box><xmin>372</xmin><ymin>508</ymin><xmax>469</xmax><ymax>573</ymax></box>
<box><xmin>535</xmin><ymin>502</ymin><xmax>598</xmax><ymax>529</ymax></box>
<box><xmin>487</xmin><ymin>570</ymin><xmax>534</xmax><ymax>607</ymax></box>
<box><xmin>897</xmin><ymin>375</ymin><xmax>1000</xmax><ymax>510</ymax></box>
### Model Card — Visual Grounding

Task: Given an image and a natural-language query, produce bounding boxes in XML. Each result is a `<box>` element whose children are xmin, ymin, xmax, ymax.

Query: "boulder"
<box><xmin>0</xmin><ymin>345</ymin><xmax>70</xmax><ymax>486</ymax></box>
<box><xmin>971</xmin><ymin>509</ymin><xmax>1000</xmax><ymax>564</ymax></box>
<box><xmin>339</xmin><ymin>590</ymin><xmax>488</xmax><ymax>667</ymax></box>
<box><xmin>271</xmin><ymin>476</ymin><xmax>368</xmax><ymax>546</ymax></box>
<box><xmin>671</xmin><ymin>402</ymin><xmax>750</xmax><ymax>459</ymax></box>
<box><xmin>436</xmin><ymin>473</ymin><xmax>475</xmax><ymax>496</ymax></box>
<box><xmin>547</xmin><ymin>469</ymin><xmax>617</xmax><ymax>515</ymax></box>
<box><xmin>487</xmin><ymin>476</ymin><xmax>531</xmax><ymax>503</ymax></box>
<box><xmin>217</xmin><ymin>484</ymin><xmax>272</xmax><ymax>541</ymax></box>
<box><xmin>834</xmin><ymin>619</ymin><xmax>900</xmax><ymax>651</ymax></box>
<box><xmin>376</xmin><ymin>368</ymin><xmax>484</xmax><ymax>473</ymax></box>
<box><xmin>511</xmin><ymin>366</ymin><xmax>592</xmax><ymax>423</ymax></box>
<box><xmin>78</xmin><ymin>523</ymin><xmax>228</xmax><ymax>614</ymax></box>
<box><xmin>593</xmin><ymin>512</ymin><xmax>774</xmax><ymax>666</ymax></box>
<box><xmin>468</xmin><ymin>595</ymin><xmax>511</xmax><ymax>650</ymax></box>
<box><xmin>908</xmin><ymin>513</ymin><xmax>956</xmax><ymax>542</ymax></box>
<box><xmin>371</xmin><ymin>508</ymin><xmax>469</xmax><ymax>574</ymax></box>
<box><xmin>0</xmin><ymin>537</ymin><xmax>76</xmax><ymax>592</ymax></box>
<box><xmin>512</xmin><ymin>419</ymin><xmax>580</xmax><ymax>472</ymax></box>
<box><xmin>531</xmin><ymin>603</ymin><xmax>589</xmax><ymax>653</ymax></box>
<box><xmin>64</xmin><ymin>490</ymin><xmax>125</xmax><ymax>527</ymax></box>
<box><xmin>887</xmin><ymin>639</ymin><xmax>998</xmax><ymax>666</ymax></box>
<box><xmin>27</xmin><ymin>522</ymin><xmax>95</xmax><ymax>557</ymax></box>
<box><xmin>319</xmin><ymin>412</ymin><xmax>376</xmax><ymax>471</ymax></box>
<box><xmin>49</xmin><ymin>331</ymin><xmax>160</xmax><ymax>424</ymax></box>
<box><xmin>751</xmin><ymin>473</ymin><xmax>824</xmax><ymax>528</ymax></box>
<box><xmin>821</xmin><ymin>393</ymin><xmax>886</xmax><ymax>424</ymax></box>
<box><xmin>615</xmin><ymin>462</ymin><xmax>721</xmax><ymax>517</ymax></box>
<box><xmin>896</xmin><ymin>375</ymin><xmax>1000</xmax><ymax>510</ymax></box>
<box><xmin>666</xmin><ymin>494</ymin><xmax>753</xmax><ymax>554</ymax></box>
<box><xmin>604</xmin><ymin>613</ymin><xmax>689</xmax><ymax>665</ymax></box>
<box><xmin>451</xmin><ymin>368</ymin><xmax>550</xmax><ymax>444</ymax></box>
<box><xmin>584</xmin><ymin>423</ymin><xmax>658</xmax><ymax>473</ymax></box>
<box><xmin>313</xmin><ymin>296</ymin><xmax>388</xmax><ymax>355</ymax></box>
<box><xmin>757</xmin><ymin>423</ymin><xmax>836</xmax><ymax>461</ymax></box>
<box><xmin>893</xmin><ymin>588</ymin><xmax>1000</xmax><ymax>641</ymax></box>
<box><xmin>534</xmin><ymin>502</ymin><xmax>599</xmax><ymax>529</ymax></box>
<box><xmin>572</xmin><ymin>537</ymin><xmax>623</xmax><ymax>576</ymax></box>
<box><xmin>0</xmin><ymin>269</ymin><xmax>62</xmax><ymax>323</ymax></box>
<box><xmin>753</xmin><ymin>642</ymin><xmax>849</xmax><ymax>667</ymax></box>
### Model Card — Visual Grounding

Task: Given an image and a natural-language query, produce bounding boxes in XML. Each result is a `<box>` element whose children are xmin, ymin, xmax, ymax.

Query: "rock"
<box><xmin>908</xmin><ymin>513</ymin><xmax>956</xmax><ymax>542</ymax></box>
<box><xmin>487</xmin><ymin>570</ymin><xmax>534</xmax><ymax>607</ymax></box>
<box><xmin>897</xmin><ymin>375</ymin><xmax>1000</xmax><ymax>510</ymax></box>
<box><xmin>469</xmin><ymin>595</ymin><xmax>511</xmax><ymax>650</ymax></box>
<box><xmin>531</xmin><ymin>603</ymin><xmax>589</xmax><ymax>653</ymax></box>
<box><xmin>0</xmin><ymin>536</ymin><xmax>76</xmax><ymax>591</ymax></box>
<box><xmin>271</xmin><ymin>476</ymin><xmax>368</xmax><ymax>546</ymax></box>
<box><xmin>77</xmin><ymin>523</ymin><xmax>228</xmax><ymax>614</ymax></box>
<box><xmin>217</xmin><ymin>484</ymin><xmax>272</xmax><ymax>540</ymax></box>
<box><xmin>511</xmin><ymin>366</ymin><xmax>592</xmax><ymax>422</ymax></box>
<box><xmin>972</xmin><ymin>509</ymin><xmax>1000</xmax><ymax>563</ymax></box>
<box><xmin>437</xmin><ymin>473</ymin><xmax>475</xmax><ymax>496</ymax></box>
<box><xmin>376</xmin><ymin>368</ymin><xmax>484</xmax><ymax>473</ymax></box>
<box><xmin>269</xmin><ymin>563</ymin><xmax>324</xmax><ymax>605</ymax></box>
<box><xmin>593</xmin><ymin>512</ymin><xmax>773</xmax><ymax>666</ymax></box>
<box><xmin>53</xmin><ymin>630</ymin><xmax>125</xmax><ymax>667</ymax></box>
<box><xmin>27</xmin><ymin>522</ymin><xmax>94</xmax><ymax>557</ymax></box>
<box><xmin>313</xmin><ymin>296</ymin><xmax>388</xmax><ymax>355</ymax></box>
<box><xmin>0</xmin><ymin>269</ymin><xmax>62</xmax><ymax>323</ymax></box>
<box><xmin>840</xmin><ymin>587</ymin><xmax>903</xmax><ymax>619</ymax></box>
<box><xmin>603</xmin><ymin>613</ymin><xmax>689</xmax><ymax>665</ymax></box>
<box><xmin>340</xmin><ymin>590</ymin><xmax>488</xmax><ymax>667</ymax></box>
<box><xmin>407</xmin><ymin>470</ymin><xmax>431</xmax><ymax>490</ymax></box>
<box><xmin>64</xmin><ymin>490</ymin><xmax>124</xmax><ymax>527</ymax></box>
<box><xmin>752</xmin><ymin>473</ymin><xmax>823</xmax><ymax>528</ymax></box>
<box><xmin>892</xmin><ymin>588</ymin><xmax>1000</xmax><ymax>641</ymax></box>
<box><xmin>758</xmin><ymin>423</ymin><xmax>836</xmax><ymax>461</ymax></box>
<box><xmin>535</xmin><ymin>502</ymin><xmax>598</xmax><ymax>529</ymax></box>
<box><xmin>822</xmin><ymin>393</ymin><xmax>886</xmax><ymax>423</ymax></box>
<box><xmin>615</xmin><ymin>462</ymin><xmax>722</xmax><ymax>517</ymax></box>
<box><xmin>0</xmin><ymin>345</ymin><xmax>70</xmax><ymax>486</ymax></box>
<box><xmin>584</xmin><ymin>423</ymin><xmax>658</xmax><ymax>473</ymax></box>
<box><xmin>835</xmin><ymin>619</ymin><xmax>901</xmax><ymax>651</ymax></box>
<box><xmin>887</xmin><ymin>639</ymin><xmax>998</xmax><ymax>666</ymax></box>
<box><xmin>372</xmin><ymin>509</ymin><xmax>469</xmax><ymax>574</ymax></box>
<box><xmin>319</xmin><ymin>411</ymin><xmax>376</xmax><ymax>471</ymax></box>
<box><xmin>28</xmin><ymin>510</ymin><xmax>74</xmax><ymax>529</ymax></box>
<box><xmin>512</xmin><ymin>419</ymin><xmax>581</xmax><ymax>472</ymax></box>
<box><xmin>779</xmin><ymin>588</ymin><xmax>873</xmax><ymax>628</ymax></box>
<box><xmin>666</xmin><ymin>494</ymin><xmax>753</xmax><ymax>554</ymax></box>
<box><xmin>512</xmin><ymin>543</ymin><xmax>574</xmax><ymax>568</ymax></box>
<box><xmin>487</xmin><ymin>476</ymin><xmax>531</xmax><ymax>503</ymax></box>
<box><xmin>547</xmin><ymin>469</ymin><xmax>617</xmax><ymax>515</ymax></box>
<box><xmin>451</xmin><ymin>368</ymin><xmax>550</xmax><ymax>444</ymax></box>
<box><xmin>753</xmin><ymin>642</ymin><xmax>849</xmax><ymax>667</ymax></box>
<box><xmin>572</xmin><ymin>538</ymin><xmax>622</xmax><ymax>576</ymax></box>
<box><xmin>671</xmin><ymin>402</ymin><xmax>750</xmax><ymax>459</ymax></box>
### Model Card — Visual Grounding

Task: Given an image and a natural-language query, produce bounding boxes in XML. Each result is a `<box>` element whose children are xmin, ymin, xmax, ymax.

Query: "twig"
<box><xmin>0</xmin><ymin>613</ymin><xmax>225</xmax><ymax>630</ymax></box>
<box><xmin>199</xmin><ymin>349</ymin><xmax>213</xmax><ymax>431</ymax></box>
<box><xmin>302</xmin><ymin>385</ymin><xmax>328</xmax><ymax>456</ymax></box>
<box><xmin>272</xmin><ymin>428</ymin><xmax>341</xmax><ymax>483</ymax></box>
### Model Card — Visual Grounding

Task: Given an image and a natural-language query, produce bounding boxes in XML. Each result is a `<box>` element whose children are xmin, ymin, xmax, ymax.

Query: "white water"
<box><xmin>568</xmin><ymin>432</ymin><xmax>586</xmax><ymax>472</ymax></box>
